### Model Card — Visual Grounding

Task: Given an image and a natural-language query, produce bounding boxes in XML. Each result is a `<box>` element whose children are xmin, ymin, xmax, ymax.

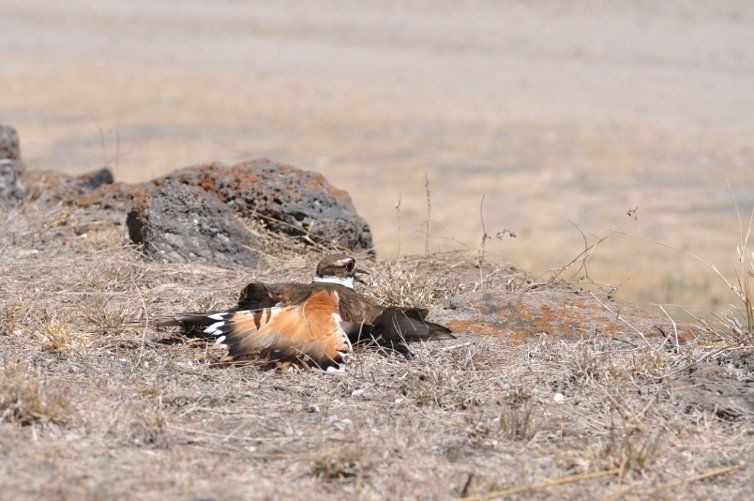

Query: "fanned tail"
<box><xmin>167</xmin><ymin>290</ymin><xmax>350</xmax><ymax>370</ymax></box>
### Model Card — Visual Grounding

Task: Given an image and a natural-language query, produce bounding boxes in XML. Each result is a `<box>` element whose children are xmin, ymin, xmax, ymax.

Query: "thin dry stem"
<box><xmin>425</xmin><ymin>172</ymin><xmax>431</xmax><ymax>257</ymax></box>
<box><xmin>457</xmin><ymin>469</ymin><xmax>620</xmax><ymax>501</ymax></box>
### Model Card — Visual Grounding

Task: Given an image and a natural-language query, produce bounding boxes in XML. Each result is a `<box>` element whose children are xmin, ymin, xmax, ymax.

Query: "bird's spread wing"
<box><xmin>203</xmin><ymin>289</ymin><xmax>351</xmax><ymax>369</ymax></box>
<box><xmin>236</xmin><ymin>283</ymin><xmax>282</xmax><ymax>310</ymax></box>
<box><xmin>371</xmin><ymin>307</ymin><xmax>455</xmax><ymax>342</ymax></box>
<box><xmin>348</xmin><ymin>306</ymin><xmax>455</xmax><ymax>359</ymax></box>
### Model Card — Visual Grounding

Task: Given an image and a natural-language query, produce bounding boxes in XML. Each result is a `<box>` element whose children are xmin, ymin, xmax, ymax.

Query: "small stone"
<box><xmin>553</xmin><ymin>393</ymin><xmax>565</xmax><ymax>404</ymax></box>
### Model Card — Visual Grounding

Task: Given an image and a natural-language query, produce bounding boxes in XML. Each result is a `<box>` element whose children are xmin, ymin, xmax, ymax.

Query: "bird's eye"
<box><xmin>345</xmin><ymin>261</ymin><xmax>354</xmax><ymax>272</ymax></box>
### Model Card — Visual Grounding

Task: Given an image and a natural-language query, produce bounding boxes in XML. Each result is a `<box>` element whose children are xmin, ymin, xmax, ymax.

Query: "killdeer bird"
<box><xmin>160</xmin><ymin>254</ymin><xmax>454</xmax><ymax>370</ymax></box>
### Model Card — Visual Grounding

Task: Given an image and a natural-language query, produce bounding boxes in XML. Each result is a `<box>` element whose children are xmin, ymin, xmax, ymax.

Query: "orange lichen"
<box><xmin>72</xmin><ymin>183</ymin><xmax>146</xmax><ymax>208</ymax></box>
<box><xmin>440</xmin><ymin>290</ymin><xmax>706</xmax><ymax>345</ymax></box>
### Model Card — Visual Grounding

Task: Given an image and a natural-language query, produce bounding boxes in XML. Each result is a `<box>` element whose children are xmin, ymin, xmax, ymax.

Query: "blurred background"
<box><xmin>2</xmin><ymin>0</ymin><xmax>754</xmax><ymax>316</ymax></box>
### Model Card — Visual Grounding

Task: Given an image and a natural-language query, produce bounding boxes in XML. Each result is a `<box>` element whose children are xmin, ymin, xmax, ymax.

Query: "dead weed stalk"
<box><xmin>616</xmin><ymin>203</ymin><xmax>754</xmax><ymax>345</ymax></box>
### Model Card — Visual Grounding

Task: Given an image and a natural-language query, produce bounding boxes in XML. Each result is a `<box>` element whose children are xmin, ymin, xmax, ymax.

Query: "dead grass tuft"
<box><xmin>311</xmin><ymin>446</ymin><xmax>372</xmax><ymax>479</ymax></box>
<box><xmin>0</xmin><ymin>301</ymin><xmax>30</xmax><ymax>335</ymax></box>
<box><xmin>33</xmin><ymin>315</ymin><xmax>90</xmax><ymax>354</ymax></box>
<box><xmin>128</xmin><ymin>405</ymin><xmax>168</xmax><ymax>446</ymax></box>
<box><xmin>0</xmin><ymin>362</ymin><xmax>78</xmax><ymax>426</ymax></box>
<box><xmin>602</xmin><ymin>426</ymin><xmax>664</xmax><ymax>475</ymax></box>
<box><xmin>42</xmin><ymin>206</ymin><xmax>78</xmax><ymax>230</ymax></box>
<box><xmin>362</xmin><ymin>256</ymin><xmax>465</xmax><ymax>308</ymax></box>
<box><xmin>498</xmin><ymin>404</ymin><xmax>536</xmax><ymax>442</ymax></box>
<box><xmin>78</xmin><ymin>298</ymin><xmax>136</xmax><ymax>329</ymax></box>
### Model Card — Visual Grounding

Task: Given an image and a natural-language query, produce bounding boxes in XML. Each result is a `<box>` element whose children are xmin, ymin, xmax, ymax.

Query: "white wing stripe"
<box><xmin>204</xmin><ymin>321</ymin><xmax>225</xmax><ymax>334</ymax></box>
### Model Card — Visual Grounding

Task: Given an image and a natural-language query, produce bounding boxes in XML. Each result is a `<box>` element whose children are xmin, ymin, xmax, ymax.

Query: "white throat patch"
<box><xmin>313</xmin><ymin>275</ymin><xmax>354</xmax><ymax>289</ymax></box>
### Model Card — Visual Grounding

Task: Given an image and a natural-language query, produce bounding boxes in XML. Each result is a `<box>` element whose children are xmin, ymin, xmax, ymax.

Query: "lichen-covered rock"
<box><xmin>73</xmin><ymin>182</ymin><xmax>146</xmax><ymax>211</ymax></box>
<box><xmin>0</xmin><ymin>125</ymin><xmax>24</xmax><ymax>173</ymax></box>
<box><xmin>0</xmin><ymin>159</ymin><xmax>26</xmax><ymax>210</ymax></box>
<box><xmin>21</xmin><ymin>167</ymin><xmax>115</xmax><ymax>204</ymax></box>
<box><xmin>149</xmin><ymin>159</ymin><xmax>374</xmax><ymax>254</ymax></box>
<box><xmin>431</xmin><ymin>288</ymin><xmax>706</xmax><ymax>344</ymax></box>
<box><xmin>126</xmin><ymin>182</ymin><xmax>262</xmax><ymax>268</ymax></box>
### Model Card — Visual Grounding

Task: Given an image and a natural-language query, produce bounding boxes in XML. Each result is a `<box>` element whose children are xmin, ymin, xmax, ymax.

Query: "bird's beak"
<box><xmin>354</xmin><ymin>267</ymin><xmax>370</xmax><ymax>285</ymax></box>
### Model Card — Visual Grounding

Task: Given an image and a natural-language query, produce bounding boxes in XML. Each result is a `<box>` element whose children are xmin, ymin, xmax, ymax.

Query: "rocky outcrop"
<box><xmin>0</xmin><ymin>125</ymin><xmax>24</xmax><ymax>173</ymax></box>
<box><xmin>21</xmin><ymin>167</ymin><xmax>115</xmax><ymax>204</ymax></box>
<box><xmin>428</xmin><ymin>286</ymin><xmax>754</xmax><ymax>419</ymax></box>
<box><xmin>41</xmin><ymin>158</ymin><xmax>372</xmax><ymax>254</ymax></box>
<box><xmin>0</xmin><ymin>125</ymin><xmax>26</xmax><ymax>210</ymax></box>
<box><xmin>73</xmin><ymin>182</ymin><xmax>146</xmax><ymax>211</ymax></box>
<box><xmin>431</xmin><ymin>288</ymin><xmax>706</xmax><ymax>344</ymax></box>
<box><xmin>148</xmin><ymin>159</ymin><xmax>374</xmax><ymax>254</ymax></box>
<box><xmin>126</xmin><ymin>182</ymin><xmax>262</xmax><ymax>268</ymax></box>
<box><xmin>0</xmin><ymin>160</ymin><xmax>26</xmax><ymax>210</ymax></box>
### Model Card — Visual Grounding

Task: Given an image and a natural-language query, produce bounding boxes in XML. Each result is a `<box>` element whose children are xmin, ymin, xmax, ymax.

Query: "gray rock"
<box><xmin>0</xmin><ymin>125</ymin><xmax>26</xmax><ymax>209</ymax></box>
<box><xmin>77</xmin><ymin>167</ymin><xmax>114</xmax><ymax>191</ymax></box>
<box><xmin>19</xmin><ymin>167</ymin><xmax>115</xmax><ymax>205</ymax></box>
<box><xmin>126</xmin><ymin>182</ymin><xmax>262</xmax><ymax>268</ymax></box>
<box><xmin>149</xmin><ymin>159</ymin><xmax>374</xmax><ymax>254</ymax></box>
<box><xmin>0</xmin><ymin>125</ymin><xmax>24</xmax><ymax>173</ymax></box>
<box><xmin>0</xmin><ymin>159</ymin><xmax>26</xmax><ymax>210</ymax></box>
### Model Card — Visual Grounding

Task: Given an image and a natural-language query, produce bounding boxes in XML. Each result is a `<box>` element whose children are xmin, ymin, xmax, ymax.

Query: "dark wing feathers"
<box><xmin>317</xmin><ymin>287</ymin><xmax>456</xmax><ymax>357</ymax></box>
<box><xmin>236</xmin><ymin>283</ymin><xmax>277</xmax><ymax>310</ymax></box>
<box><xmin>369</xmin><ymin>307</ymin><xmax>455</xmax><ymax>342</ymax></box>
<box><xmin>331</xmin><ymin>286</ymin><xmax>384</xmax><ymax>324</ymax></box>
<box><xmin>349</xmin><ymin>307</ymin><xmax>455</xmax><ymax>358</ymax></box>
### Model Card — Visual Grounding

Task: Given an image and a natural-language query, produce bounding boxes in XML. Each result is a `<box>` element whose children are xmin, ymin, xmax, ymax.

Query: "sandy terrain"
<box><xmin>2</xmin><ymin>0</ymin><xmax>754</xmax><ymax>314</ymax></box>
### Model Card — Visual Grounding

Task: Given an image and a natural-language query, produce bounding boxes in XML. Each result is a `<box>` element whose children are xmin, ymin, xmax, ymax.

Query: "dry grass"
<box><xmin>0</xmin><ymin>198</ymin><xmax>752</xmax><ymax>500</ymax></box>
<box><xmin>0</xmin><ymin>361</ymin><xmax>78</xmax><ymax>426</ymax></box>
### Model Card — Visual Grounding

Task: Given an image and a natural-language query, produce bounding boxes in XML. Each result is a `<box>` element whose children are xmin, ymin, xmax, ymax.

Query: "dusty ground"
<box><xmin>1</xmin><ymin>190</ymin><xmax>753</xmax><ymax>500</ymax></box>
<box><xmin>2</xmin><ymin>0</ymin><xmax>754</xmax><ymax>315</ymax></box>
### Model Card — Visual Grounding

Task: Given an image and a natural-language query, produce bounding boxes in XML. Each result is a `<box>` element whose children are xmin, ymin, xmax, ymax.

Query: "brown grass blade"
<box><xmin>456</xmin><ymin>469</ymin><xmax>620</xmax><ymax>501</ymax></box>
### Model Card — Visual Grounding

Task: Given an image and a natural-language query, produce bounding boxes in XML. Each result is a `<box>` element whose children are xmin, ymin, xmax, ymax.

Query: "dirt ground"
<box><xmin>2</xmin><ymin>0</ymin><xmax>754</xmax><ymax>315</ymax></box>
<box><xmin>1</xmin><ymin>185</ymin><xmax>753</xmax><ymax>499</ymax></box>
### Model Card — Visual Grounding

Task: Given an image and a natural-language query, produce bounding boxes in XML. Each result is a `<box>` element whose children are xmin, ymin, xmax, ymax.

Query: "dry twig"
<box><xmin>456</xmin><ymin>469</ymin><xmax>620</xmax><ymax>501</ymax></box>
